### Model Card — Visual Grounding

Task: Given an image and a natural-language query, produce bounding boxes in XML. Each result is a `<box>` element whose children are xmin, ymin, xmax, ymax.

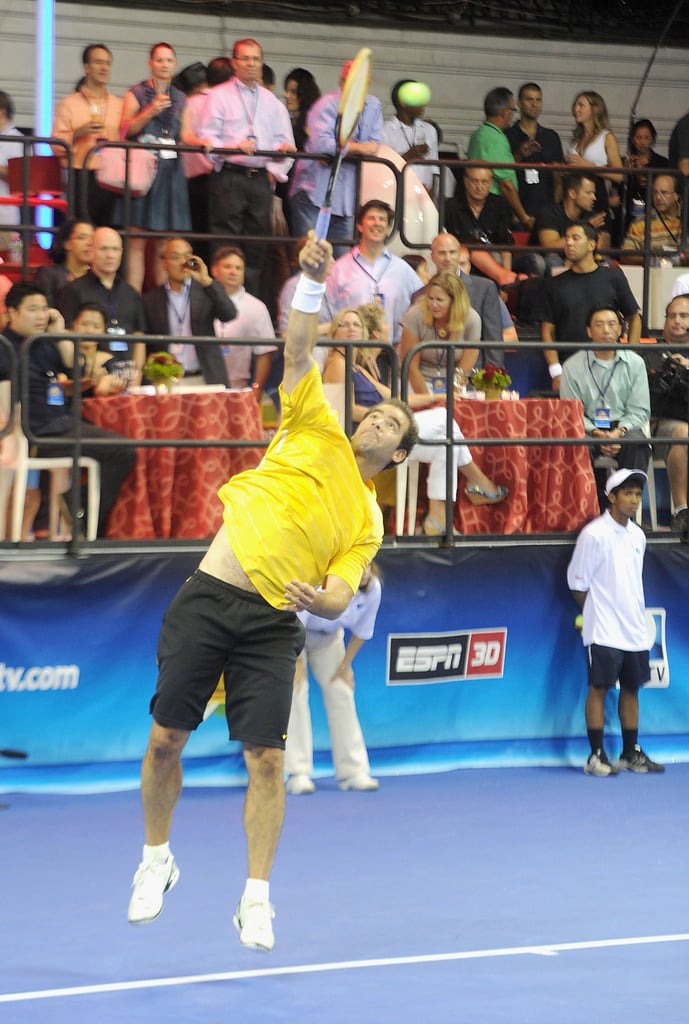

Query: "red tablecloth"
<box><xmin>453</xmin><ymin>397</ymin><xmax>598</xmax><ymax>534</ymax></box>
<box><xmin>82</xmin><ymin>389</ymin><xmax>264</xmax><ymax>539</ymax></box>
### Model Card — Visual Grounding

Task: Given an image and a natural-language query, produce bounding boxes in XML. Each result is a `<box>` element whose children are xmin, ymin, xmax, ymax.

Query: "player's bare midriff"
<box><xmin>199</xmin><ymin>527</ymin><xmax>259</xmax><ymax>594</ymax></box>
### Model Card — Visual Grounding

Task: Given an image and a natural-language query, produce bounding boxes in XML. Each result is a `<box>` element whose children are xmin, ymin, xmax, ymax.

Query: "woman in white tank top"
<box><xmin>566</xmin><ymin>91</ymin><xmax>624</xmax><ymax>250</ymax></box>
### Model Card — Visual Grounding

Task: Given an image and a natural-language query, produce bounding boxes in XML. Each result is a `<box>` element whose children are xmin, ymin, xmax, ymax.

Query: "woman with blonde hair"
<box><xmin>566</xmin><ymin>91</ymin><xmax>624</xmax><ymax>250</ymax></box>
<box><xmin>323</xmin><ymin>304</ymin><xmax>507</xmax><ymax>536</ymax></box>
<box><xmin>120</xmin><ymin>42</ymin><xmax>209</xmax><ymax>290</ymax></box>
<box><xmin>399</xmin><ymin>271</ymin><xmax>480</xmax><ymax>398</ymax></box>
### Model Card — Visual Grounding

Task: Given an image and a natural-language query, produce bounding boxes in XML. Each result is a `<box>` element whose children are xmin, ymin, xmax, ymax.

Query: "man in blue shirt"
<box><xmin>289</xmin><ymin>59</ymin><xmax>383</xmax><ymax>256</ymax></box>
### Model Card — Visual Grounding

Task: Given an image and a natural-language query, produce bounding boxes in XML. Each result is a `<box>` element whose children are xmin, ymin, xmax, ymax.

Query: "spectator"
<box><xmin>283</xmin><ymin>67</ymin><xmax>321</xmax><ymax>152</ymax></box>
<box><xmin>120</xmin><ymin>42</ymin><xmax>207</xmax><ymax>292</ymax></box>
<box><xmin>0</xmin><ymin>90</ymin><xmax>25</xmax><ymax>248</ymax></box>
<box><xmin>58</xmin><ymin>226</ymin><xmax>146</xmax><ymax>372</ymax></box>
<box><xmin>175</xmin><ymin>62</ymin><xmax>213</xmax><ymax>263</ymax></box>
<box><xmin>642</xmin><ymin>292</ymin><xmax>689</xmax><ymax>539</ymax></box>
<box><xmin>211</xmin><ymin>246</ymin><xmax>277</xmax><ymax>394</ymax></box>
<box><xmin>289</xmin><ymin>59</ymin><xmax>383</xmax><ymax>255</ymax></box>
<box><xmin>325</xmin><ymin>200</ymin><xmax>421</xmax><ymax>345</ymax></box>
<box><xmin>621</xmin><ymin>173</ymin><xmax>682</xmax><ymax>264</ymax></box>
<box><xmin>324</xmin><ymin>304</ymin><xmax>507</xmax><ymax>534</ymax></box>
<box><xmin>538</xmin><ymin>221</ymin><xmax>641</xmax><ymax>390</ymax></box>
<box><xmin>1</xmin><ymin>282</ymin><xmax>135</xmax><ymax>538</ymax></box>
<box><xmin>467</xmin><ymin>86</ymin><xmax>535</xmax><ymax>231</ymax></box>
<box><xmin>505</xmin><ymin>82</ymin><xmax>565</xmax><ymax>224</ymax></box>
<box><xmin>383</xmin><ymin>79</ymin><xmax>440</xmax><ymax>200</ymax></box>
<box><xmin>34</xmin><ymin>219</ymin><xmax>94</xmax><ymax>307</ymax></box>
<box><xmin>141</xmin><ymin>236</ymin><xmax>234</xmax><ymax>386</ymax></box>
<box><xmin>284</xmin><ymin>561</ymin><xmax>383</xmax><ymax>794</ymax></box>
<box><xmin>200</xmin><ymin>37</ymin><xmax>295</xmax><ymax>297</ymax></box>
<box><xmin>668</xmin><ymin>104</ymin><xmax>689</xmax><ymax>177</ymax></box>
<box><xmin>282</xmin><ymin>68</ymin><xmax>321</xmax><ymax>234</ymax></box>
<box><xmin>427</xmin><ymin>232</ymin><xmax>504</xmax><ymax>365</ymax></box>
<box><xmin>530</xmin><ymin>171</ymin><xmax>605</xmax><ymax>268</ymax></box>
<box><xmin>399</xmin><ymin>271</ymin><xmax>480</xmax><ymax>394</ymax></box>
<box><xmin>444</xmin><ymin>165</ymin><xmax>527</xmax><ymax>286</ymax></box>
<box><xmin>561</xmin><ymin>303</ymin><xmax>650</xmax><ymax>508</ymax></box>
<box><xmin>51</xmin><ymin>45</ymin><xmax>123</xmax><ymax>225</ymax></box>
<box><xmin>568</xmin><ymin>467</ymin><xmax>664</xmax><ymax>777</ymax></box>
<box><xmin>623</xmin><ymin>119</ymin><xmax>669</xmax><ymax>227</ymax></box>
<box><xmin>566</xmin><ymin>90</ymin><xmax>624</xmax><ymax>250</ymax></box>
<box><xmin>261</xmin><ymin>64</ymin><xmax>275</xmax><ymax>92</ymax></box>
<box><xmin>206</xmin><ymin>56</ymin><xmax>233</xmax><ymax>88</ymax></box>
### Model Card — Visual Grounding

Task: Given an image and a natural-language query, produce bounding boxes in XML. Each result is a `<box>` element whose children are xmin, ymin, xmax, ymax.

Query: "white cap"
<box><xmin>605</xmin><ymin>467</ymin><xmax>647</xmax><ymax>496</ymax></box>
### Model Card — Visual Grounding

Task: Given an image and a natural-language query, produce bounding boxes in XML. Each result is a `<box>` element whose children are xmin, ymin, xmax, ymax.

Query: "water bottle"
<box><xmin>8</xmin><ymin>232</ymin><xmax>23</xmax><ymax>264</ymax></box>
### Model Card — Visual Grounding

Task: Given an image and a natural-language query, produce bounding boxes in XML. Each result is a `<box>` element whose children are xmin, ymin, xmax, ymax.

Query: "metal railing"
<box><xmin>2</xmin><ymin>329</ymin><xmax>685</xmax><ymax>550</ymax></box>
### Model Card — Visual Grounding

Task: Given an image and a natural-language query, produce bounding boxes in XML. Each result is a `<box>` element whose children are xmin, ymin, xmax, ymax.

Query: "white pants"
<box><xmin>409</xmin><ymin>405</ymin><xmax>472</xmax><ymax>501</ymax></box>
<box><xmin>284</xmin><ymin>628</ymin><xmax>371</xmax><ymax>781</ymax></box>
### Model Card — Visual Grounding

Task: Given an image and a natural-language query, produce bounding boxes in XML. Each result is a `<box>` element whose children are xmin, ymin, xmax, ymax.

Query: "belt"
<box><xmin>223</xmin><ymin>163</ymin><xmax>266</xmax><ymax>178</ymax></box>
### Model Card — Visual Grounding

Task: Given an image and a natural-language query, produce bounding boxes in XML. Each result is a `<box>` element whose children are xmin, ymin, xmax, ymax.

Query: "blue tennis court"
<box><xmin>2</xmin><ymin>764</ymin><xmax>686</xmax><ymax>1023</ymax></box>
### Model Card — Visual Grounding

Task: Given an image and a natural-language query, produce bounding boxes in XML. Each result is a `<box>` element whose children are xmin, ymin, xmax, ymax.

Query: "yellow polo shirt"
<box><xmin>219</xmin><ymin>364</ymin><xmax>383</xmax><ymax>609</ymax></box>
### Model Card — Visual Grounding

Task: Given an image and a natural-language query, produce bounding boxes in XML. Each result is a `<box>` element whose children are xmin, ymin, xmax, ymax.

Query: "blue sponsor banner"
<box><xmin>0</xmin><ymin>544</ymin><xmax>687</xmax><ymax>792</ymax></box>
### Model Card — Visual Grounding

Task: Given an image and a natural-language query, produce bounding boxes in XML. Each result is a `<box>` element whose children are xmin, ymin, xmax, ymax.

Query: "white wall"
<box><xmin>2</xmin><ymin>1</ymin><xmax>688</xmax><ymax>155</ymax></box>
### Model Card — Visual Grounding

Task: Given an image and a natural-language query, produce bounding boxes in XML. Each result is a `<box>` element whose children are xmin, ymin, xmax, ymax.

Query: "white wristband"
<box><xmin>291</xmin><ymin>275</ymin><xmax>326</xmax><ymax>314</ymax></box>
<box><xmin>548</xmin><ymin>362</ymin><xmax>562</xmax><ymax>380</ymax></box>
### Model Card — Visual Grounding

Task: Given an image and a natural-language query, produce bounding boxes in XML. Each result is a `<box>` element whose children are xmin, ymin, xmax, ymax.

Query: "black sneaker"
<box><xmin>616</xmin><ymin>745</ymin><xmax>665</xmax><ymax>773</ymax></box>
<box><xmin>671</xmin><ymin>508</ymin><xmax>689</xmax><ymax>542</ymax></box>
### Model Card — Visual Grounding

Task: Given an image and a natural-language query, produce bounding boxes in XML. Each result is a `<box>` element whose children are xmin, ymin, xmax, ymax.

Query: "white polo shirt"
<box><xmin>567</xmin><ymin>509</ymin><xmax>648</xmax><ymax>651</ymax></box>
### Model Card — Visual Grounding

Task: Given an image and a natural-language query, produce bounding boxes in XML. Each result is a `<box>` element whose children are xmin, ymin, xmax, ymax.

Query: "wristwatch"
<box><xmin>617</xmin><ymin>425</ymin><xmax>628</xmax><ymax>436</ymax></box>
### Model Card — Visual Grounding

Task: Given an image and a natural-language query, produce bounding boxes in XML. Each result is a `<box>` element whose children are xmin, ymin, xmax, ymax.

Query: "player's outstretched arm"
<box><xmin>282</xmin><ymin>231</ymin><xmax>333</xmax><ymax>395</ymax></box>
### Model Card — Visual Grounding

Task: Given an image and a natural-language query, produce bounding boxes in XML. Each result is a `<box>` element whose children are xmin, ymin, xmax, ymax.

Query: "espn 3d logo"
<box><xmin>386</xmin><ymin>628</ymin><xmax>507</xmax><ymax>685</ymax></box>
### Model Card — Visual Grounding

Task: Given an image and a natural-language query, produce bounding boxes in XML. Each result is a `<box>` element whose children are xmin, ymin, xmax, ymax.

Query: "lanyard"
<box><xmin>96</xmin><ymin>280</ymin><xmax>121</xmax><ymax>322</ymax></box>
<box><xmin>587</xmin><ymin>352</ymin><xmax>620</xmax><ymax>404</ymax></box>
<box><xmin>166</xmin><ymin>285</ymin><xmax>191</xmax><ymax>330</ymax></box>
<box><xmin>353</xmin><ymin>251</ymin><xmax>390</xmax><ymax>288</ymax></box>
<box><xmin>235</xmin><ymin>78</ymin><xmax>259</xmax><ymax>136</ymax></box>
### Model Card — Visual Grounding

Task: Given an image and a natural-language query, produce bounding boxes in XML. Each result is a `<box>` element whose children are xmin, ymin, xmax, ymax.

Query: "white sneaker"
<box><xmin>338</xmin><ymin>774</ymin><xmax>379</xmax><ymax>791</ymax></box>
<box><xmin>128</xmin><ymin>853</ymin><xmax>180</xmax><ymax>923</ymax></box>
<box><xmin>584</xmin><ymin>750</ymin><xmax>618</xmax><ymax>777</ymax></box>
<box><xmin>233</xmin><ymin>896</ymin><xmax>275</xmax><ymax>952</ymax></box>
<box><xmin>285</xmin><ymin>774</ymin><xmax>316</xmax><ymax>795</ymax></box>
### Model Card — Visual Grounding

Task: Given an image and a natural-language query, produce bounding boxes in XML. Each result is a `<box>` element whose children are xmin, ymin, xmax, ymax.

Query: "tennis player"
<box><xmin>127</xmin><ymin>231</ymin><xmax>418</xmax><ymax>952</ymax></box>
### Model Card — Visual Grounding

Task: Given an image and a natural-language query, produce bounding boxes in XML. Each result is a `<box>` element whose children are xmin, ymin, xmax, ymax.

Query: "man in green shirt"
<box><xmin>467</xmin><ymin>86</ymin><xmax>534</xmax><ymax>232</ymax></box>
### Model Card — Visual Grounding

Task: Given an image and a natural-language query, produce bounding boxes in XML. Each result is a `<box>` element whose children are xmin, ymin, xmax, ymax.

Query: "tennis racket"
<box><xmin>314</xmin><ymin>47</ymin><xmax>373</xmax><ymax>241</ymax></box>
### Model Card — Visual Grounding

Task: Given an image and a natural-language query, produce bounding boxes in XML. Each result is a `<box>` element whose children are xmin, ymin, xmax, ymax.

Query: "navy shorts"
<box><xmin>586</xmin><ymin>644</ymin><xmax>650</xmax><ymax>692</ymax></box>
<box><xmin>151</xmin><ymin>570</ymin><xmax>305</xmax><ymax>748</ymax></box>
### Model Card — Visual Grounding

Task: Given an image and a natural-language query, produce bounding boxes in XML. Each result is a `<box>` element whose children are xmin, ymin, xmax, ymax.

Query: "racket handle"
<box><xmin>314</xmin><ymin>208</ymin><xmax>331</xmax><ymax>242</ymax></box>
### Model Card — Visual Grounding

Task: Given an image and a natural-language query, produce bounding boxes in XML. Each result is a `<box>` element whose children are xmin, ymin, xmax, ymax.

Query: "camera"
<box><xmin>185</xmin><ymin>257</ymin><xmax>200</xmax><ymax>270</ymax></box>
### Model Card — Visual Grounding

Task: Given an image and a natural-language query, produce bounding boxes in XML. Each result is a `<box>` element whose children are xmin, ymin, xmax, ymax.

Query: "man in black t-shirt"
<box><xmin>537</xmin><ymin>221</ymin><xmax>641</xmax><ymax>391</ymax></box>
<box><xmin>530</xmin><ymin>172</ymin><xmax>606</xmax><ymax>269</ymax></box>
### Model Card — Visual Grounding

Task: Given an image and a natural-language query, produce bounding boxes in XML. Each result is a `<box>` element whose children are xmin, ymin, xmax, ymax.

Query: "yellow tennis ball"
<box><xmin>574</xmin><ymin>614</ymin><xmax>583</xmax><ymax>631</ymax></box>
<box><xmin>398</xmin><ymin>81</ymin><xmax>431</xmax><ymax>108</ymax></box>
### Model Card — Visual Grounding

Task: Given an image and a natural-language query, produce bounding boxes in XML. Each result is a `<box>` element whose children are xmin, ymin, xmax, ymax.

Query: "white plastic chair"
<box><xmin>395</xmin><ymin>459</ymin><xmax>420</xmax><ymax>535</ymax></box>
<box><xmin>0</xmin><ymin>395</ymin><xmax>100</xmax><ymax>541</ymax></box>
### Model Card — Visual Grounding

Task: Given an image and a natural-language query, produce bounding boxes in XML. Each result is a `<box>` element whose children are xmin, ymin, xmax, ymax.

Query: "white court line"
<box><xmin>1</xmin><ymin>932</ymin><xmax>688</xmax><ymax>1004</ymax></box>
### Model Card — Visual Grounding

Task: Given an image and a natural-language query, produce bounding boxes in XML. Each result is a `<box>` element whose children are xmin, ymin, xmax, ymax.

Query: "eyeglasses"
<box><xmin>234</xmin><ymin>55</ymin><xmax>262</xmax><ymax>64</ymax></box>
<box><xmin>165</xmin><ymin>252</ymin><xmax>192</xmax><ymax>262</ymax></box>
<box><xmin>653</xmin><ymin>190</ymin><xmax>676</xmax><ymax>198</ymax></box>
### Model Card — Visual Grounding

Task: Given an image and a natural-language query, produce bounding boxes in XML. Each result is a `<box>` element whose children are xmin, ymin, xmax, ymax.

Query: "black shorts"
<box><xmin>586</xmin><ymin>644</ymin><xmax>650</xmax><ymax>692</ymax></box>
<box><xmin>151</xmin><ymin>570</ymin><xmax>305</xmax><ymax>748</ymax></box>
